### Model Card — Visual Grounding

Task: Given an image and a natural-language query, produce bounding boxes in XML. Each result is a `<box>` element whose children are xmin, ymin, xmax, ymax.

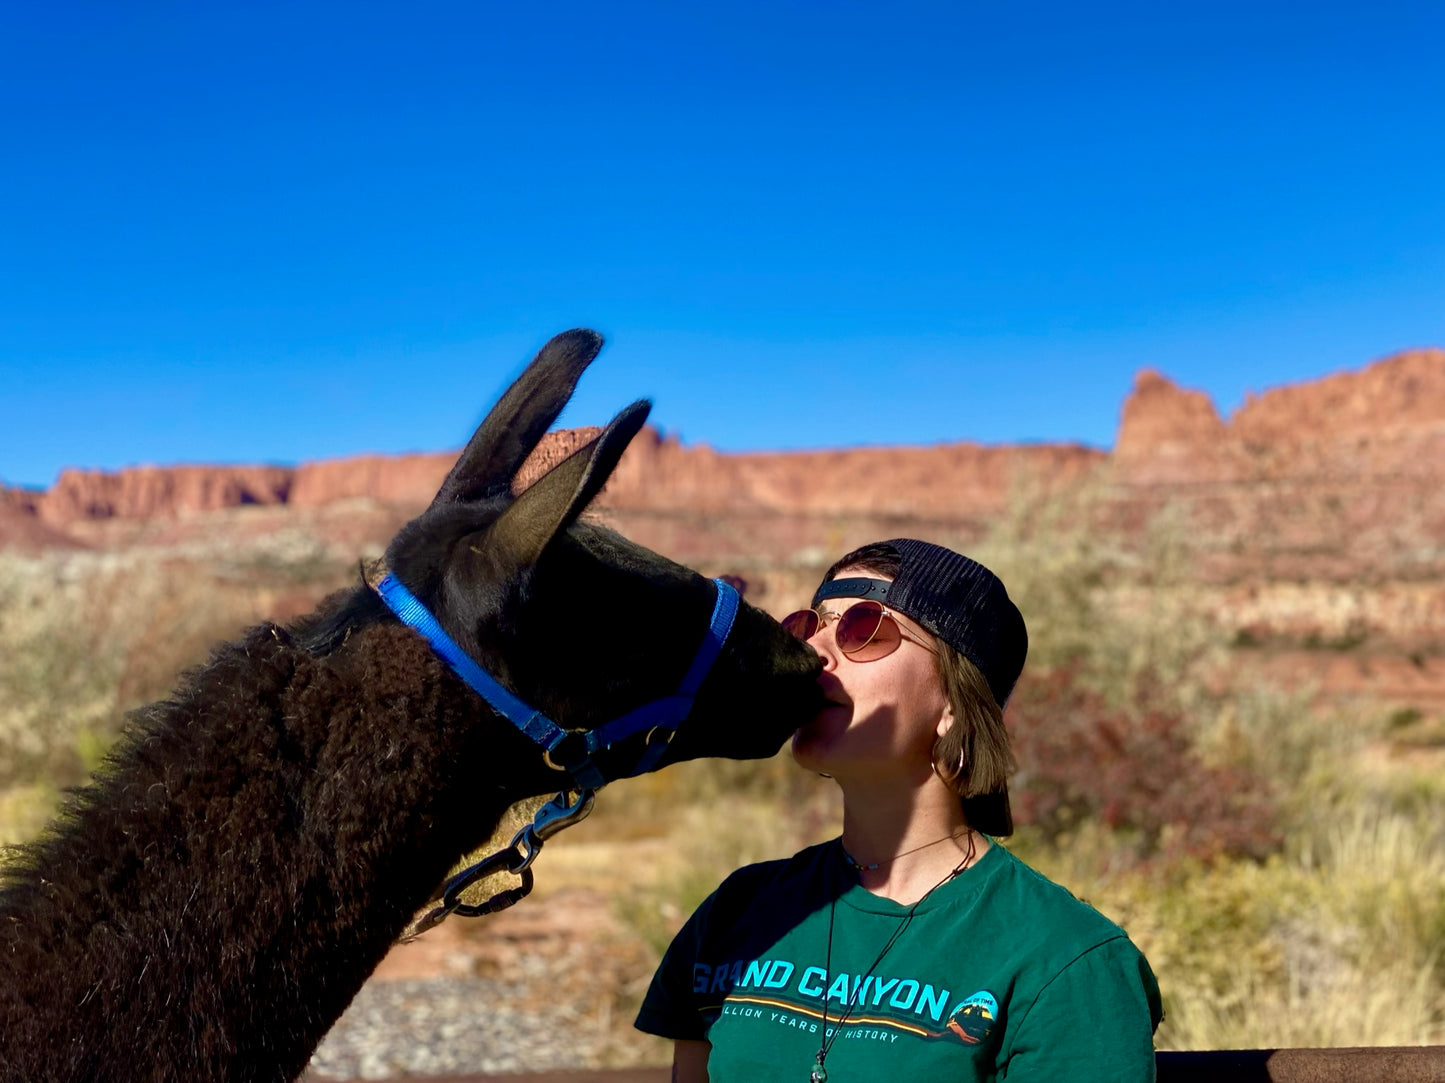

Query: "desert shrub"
<box><xmin>1007</xmin><ymin>666</ymin><xmax>1281</xmax><ymax>864</ymax></box>
<box><xmin>0</xmin><ymin>543</ymin><xmax>346</xmax><ymax>840</ymax></box>
<box><xmin>1385</xmin><ymin>708</ymin><xmax>1445</xmax><ymax>750</ymax></box>
<box><xmin>0</xmin><ymin>555</ymin><xmax>126</xmax><ymax>790</ymax></box>
<box><xmin>970</xmin><ymin>486</ymin><xmax>1227</xmax><ymax>729</ymax></box>
<box><xmin>1014</xmin><ymin>809</ymin><xmax>1445</xmax><ymax>1051</ymax></box>
<box><xmin>1152</xmin><ymin>804</ymin><xmax>1445</xmax><ymax>1048</ymax></box>
<box><xmin>591</xmin><ymin>757</ymin><xmax>841</xmax><ymax>956</ymax></box>
<box><xmin>0</xmin><ymin>782</ymin><xmax>62</xmax><ymax>856</ymax></box>
<box><xmin>108</xmin><ymin>560</ymin><xmax>263</xmax><ymax>711</ymax></box>
<box><xmin>587</xmin><ymin>748</ymin><xmax>838</xmax><ymax>839</ymax></box>
<box><xmin>609</xmin><ymin>797</ymin><xmax>818</xmax><ymax>957</ymax></box>
<box><xmin>1193</xmin><ymin>681</ymin><xmax>1342</xmax><ymax>783</ymax></box>
<box><xmin>1386</xmin><ymin>707</ymin><xmax>1424</xmax><ymax>732</ymax></box>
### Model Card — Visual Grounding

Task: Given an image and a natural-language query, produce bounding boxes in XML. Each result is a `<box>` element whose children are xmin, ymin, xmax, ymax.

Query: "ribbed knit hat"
<box><xmin>812</xmin><ymin>538</ymin><xmax>1028</xmax><ymax>709</ymax></box>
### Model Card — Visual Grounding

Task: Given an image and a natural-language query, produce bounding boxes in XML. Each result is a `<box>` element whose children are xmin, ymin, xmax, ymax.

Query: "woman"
<box><xmin>636</xmin><ymin>539</ymin><xmax>1162</xmax><ymax>1081</ymax></box>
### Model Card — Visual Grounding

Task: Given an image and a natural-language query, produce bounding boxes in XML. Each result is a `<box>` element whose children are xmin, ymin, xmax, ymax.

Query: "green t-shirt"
<box><xmin>636</xmin><ymin>839</ymin><xmax>1162</xmax><ymax>1082</ymax></box>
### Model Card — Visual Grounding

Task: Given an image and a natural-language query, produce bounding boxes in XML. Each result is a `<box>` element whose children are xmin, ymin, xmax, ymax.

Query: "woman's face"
<box><xmin>790</xmin><ymin>569</ymin><xmax>952</xmax><ymax>782</ymax></box>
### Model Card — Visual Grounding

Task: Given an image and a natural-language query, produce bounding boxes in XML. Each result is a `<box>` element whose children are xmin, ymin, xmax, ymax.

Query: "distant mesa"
<box><xmin>1112</xmin><ymin>347</ymin><xmax>1445</xmax><ymax>486</ymax></box>
<box><xmin>40</xmin><ymin>465</ymin><xmax>294</xmax><ymax>525</ymax></box>
<box><xmin>2</xmin><ymin>347</ymin><xmax>1443</xmax><ymax>562</ymax></box>
<box><xmin>0</xmin><ymin>485</ymin><xmax>85</xmax><ymax>551</ymax></box>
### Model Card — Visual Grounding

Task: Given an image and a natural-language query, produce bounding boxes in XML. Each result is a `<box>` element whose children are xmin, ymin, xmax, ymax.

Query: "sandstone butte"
<box><xmin>10</xmin><ymin>425</ymin><xmax>1101</xmax><ymax>529</ymax></box>
<box><xmin>3</xmin><ymin>348</ymin><xmax>1443</xmax><ymax>590</ymax></box>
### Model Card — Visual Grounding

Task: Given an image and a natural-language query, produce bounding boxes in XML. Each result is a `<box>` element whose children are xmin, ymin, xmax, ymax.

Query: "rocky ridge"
<box><xmin>4</xmin><ymin>348</ymin><xmax>1443</xmax><ymax>682</ymax></box>
<box><xmin>8</xmin><ymin>432</ymin><xmax>1102</xmax><ymax>529</ymax></box>
<box><xmin>8</xmin><ymin>349</ymin><xmax>1441</xmax><ymax>533</ymax></box>
<box><xmin>1114</xmin><ymin>348</ymin><xmax>1445</xmax><ymax>486</ymax></box>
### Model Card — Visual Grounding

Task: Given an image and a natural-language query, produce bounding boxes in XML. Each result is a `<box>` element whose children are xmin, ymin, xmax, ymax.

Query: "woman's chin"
<box><xmin>790</xmin><ymin>708</ymin><xmax>848</xmax><ymax>771</ymax></box>
<box><xmin>789</xmin><ymin>725</ymin><xmax>824</xmax><ymax>771</ymax></box>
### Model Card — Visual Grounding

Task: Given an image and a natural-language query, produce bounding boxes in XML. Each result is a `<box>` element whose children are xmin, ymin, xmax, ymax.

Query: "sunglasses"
<box><xmin>781</xmin><ymin>600</ymin><xmax>938</xmax><ymax>662</ymax></box>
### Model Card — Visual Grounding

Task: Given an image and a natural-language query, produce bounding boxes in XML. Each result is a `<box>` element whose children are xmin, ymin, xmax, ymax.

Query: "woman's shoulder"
<box><xmin>978</xmin><ymin>846</ymin><xmax>1164</xmax><ymax>1041</ymax></box>
<box><xmin>979</xmin><ymin>844</ymin><xmax>1136</xmax><ymax>951</ymax></box>
<box><xmin>669</xmin><ymin>841</ymin><xmax>837</xmax><ymax>947</ymax></box>
<box><xmin>711</xmin><ymin>839</ymin><xmax>837</xmax><ymax>903</ymax></box>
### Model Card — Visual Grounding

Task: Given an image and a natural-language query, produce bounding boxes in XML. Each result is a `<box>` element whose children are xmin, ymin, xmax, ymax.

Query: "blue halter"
<box><xmin>374</xmin><ymin>573</ymin><xmax>740</xmax><ymax>790</ymax></box>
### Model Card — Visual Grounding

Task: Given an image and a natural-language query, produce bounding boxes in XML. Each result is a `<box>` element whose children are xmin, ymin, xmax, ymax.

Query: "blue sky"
<box><xmin>3</xmin><ymin>1</ymin><xmax>1442</xmax><ymax>489</ymax></box>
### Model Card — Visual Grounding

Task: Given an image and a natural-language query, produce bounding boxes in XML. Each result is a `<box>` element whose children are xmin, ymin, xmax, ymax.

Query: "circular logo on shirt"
<box><xmin>947</xmin><ymin>990</ymin><xmax>999</xmax><ymax>1045</ymax></box>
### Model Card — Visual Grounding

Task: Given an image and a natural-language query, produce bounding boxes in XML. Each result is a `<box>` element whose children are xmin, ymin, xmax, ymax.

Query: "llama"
<box><xmin>0</xmin><ymin>329</ymin><xmax>823</xmax><ymax>1083</ymax></box>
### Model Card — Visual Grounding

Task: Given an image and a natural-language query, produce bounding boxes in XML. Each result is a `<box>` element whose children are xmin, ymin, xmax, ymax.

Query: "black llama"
<box><xmin>0</xmin><ymin>330</ymin><xmax>823</xmax><ymax>1083</ymax></box>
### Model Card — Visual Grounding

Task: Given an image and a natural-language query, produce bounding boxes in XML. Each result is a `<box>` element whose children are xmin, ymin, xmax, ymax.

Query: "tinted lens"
<box><xmin>835</xmin><ymin>601</ymin><xmax>903</xmax><ymax>661</ymax></box>
<box><xmin>781</xmin><ymin>609</ymin><xmax>819</xmax><ymax>641</ymax></box>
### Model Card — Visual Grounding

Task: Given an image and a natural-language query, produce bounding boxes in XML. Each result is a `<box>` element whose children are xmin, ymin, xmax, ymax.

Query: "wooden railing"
<box><xmin>1156</xmin><ymin>1046</ymin><xmax>1445</xmax><ymax>1081</ymax></box>
<box><xmin>316</xmin><ymin>1046</ymin><xmax>1445</xmax><ymax>1083</ymax></box>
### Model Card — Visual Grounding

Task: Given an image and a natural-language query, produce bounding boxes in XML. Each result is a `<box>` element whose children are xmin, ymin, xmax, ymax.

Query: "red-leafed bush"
<box><xmin>1006</xmin><ymin>667</ymin><xmax>1281</xmax><ymax>863</ymax></box>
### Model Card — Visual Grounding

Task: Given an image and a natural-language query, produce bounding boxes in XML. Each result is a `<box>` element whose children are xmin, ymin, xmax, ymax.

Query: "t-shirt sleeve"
<box><xmin>634</xmin><ymin>887</ymin><xmax>720</xmax><ymax>1041</ymax></box>
<box><xmin>998</xmin><ymin>936</ymin><xmax>1163</xmax><ymax>1083</ymax></box>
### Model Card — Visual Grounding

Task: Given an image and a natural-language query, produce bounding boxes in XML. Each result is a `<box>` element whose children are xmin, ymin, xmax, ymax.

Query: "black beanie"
<box><xmin>812</xmin><ymin>538</ymin><xmax>1028</xmax><ymax>710</ymax></box>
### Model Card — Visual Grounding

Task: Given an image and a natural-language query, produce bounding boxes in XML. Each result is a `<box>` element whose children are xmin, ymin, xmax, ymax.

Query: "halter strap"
<box><xmin>374</xmin><ymin>573</ymin><xmax>740</xmax><ymax>790</ymax></box>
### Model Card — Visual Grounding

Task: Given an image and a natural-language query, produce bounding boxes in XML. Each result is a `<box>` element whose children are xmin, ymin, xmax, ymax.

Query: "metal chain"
<box><xmin>410</xmin><ymin>789</ymin><xmax>597</xmax><ymax>936</ymax></box>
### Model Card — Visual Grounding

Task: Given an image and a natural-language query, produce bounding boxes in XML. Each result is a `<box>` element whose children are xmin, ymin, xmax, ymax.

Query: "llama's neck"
<box><xmin>0</xmin><ymin>620</ymin><xmax>532</xmax><ymax>1083</ymax></box>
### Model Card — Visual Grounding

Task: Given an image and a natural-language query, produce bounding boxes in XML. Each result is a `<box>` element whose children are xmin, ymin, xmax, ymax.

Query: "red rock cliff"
<box><xmin>1113</xmin><ymin>370</ymin><xmax>1227</xmax><ymax>485</ymax></box>
<box><xmin>5</xmin><ymin>347</ymin><xmax>1442</xmax><ymax>578</ymax></box>
<box><xmin>602</xmin><ymin>432</ymin><xmax>1100</xmax><ymax>518</ymax></box>
<box><xmin>1113</xmin><ymin>348</ymin><xmax>1445</xmax><ymax>486</ymax></box>
<box><xmin>39</xmin><ymin>465</ymin><xmax>294</xmax><ymax>525</ymax></box>
<box><xmin>1107</xmin><ymin>348</ymin><xmax>1445</xmax><ymax>582</ymax></box>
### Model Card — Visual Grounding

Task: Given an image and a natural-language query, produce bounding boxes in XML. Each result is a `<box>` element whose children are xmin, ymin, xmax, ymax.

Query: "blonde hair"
<box><xmin>932</xmin><ymin>643</ymin><xmax>1016</xmax><ymax>836</ymax></box>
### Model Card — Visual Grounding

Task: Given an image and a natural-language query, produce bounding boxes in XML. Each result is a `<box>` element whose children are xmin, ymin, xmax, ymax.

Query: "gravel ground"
<box><xmin>308</xmin><ymin>976</ymin><xmax>608</xmax><ymax>1078</ymax></box>
<box><xmin>306</xmin><ymin>888</ymin><xmax>663</xmax><ymax>1080</ymax></box>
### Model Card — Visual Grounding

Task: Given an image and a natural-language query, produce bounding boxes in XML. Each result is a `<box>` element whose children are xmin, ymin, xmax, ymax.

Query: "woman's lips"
<box><xmin>809</xmin><ymin>676</ymin><xmax>849</xmax><ymax>717</ymax></box>
<box><xmin>814</xmin><ymin>675</ymin><xmax>851</xmax><ymax>712</ymax></box>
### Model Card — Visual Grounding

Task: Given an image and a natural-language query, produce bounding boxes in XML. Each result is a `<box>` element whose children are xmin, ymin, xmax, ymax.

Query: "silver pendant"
<box><xmin>810</xmin><ymin>1056</ymin><xmax>828</xmax><ymax>1083</ymax></box>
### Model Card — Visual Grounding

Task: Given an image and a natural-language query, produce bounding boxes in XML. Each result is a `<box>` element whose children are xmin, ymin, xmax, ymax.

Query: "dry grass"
<box><xmin>0</xmin><ymin>541</ymin><xmax>348</xmax><ymax>807</ymax></box>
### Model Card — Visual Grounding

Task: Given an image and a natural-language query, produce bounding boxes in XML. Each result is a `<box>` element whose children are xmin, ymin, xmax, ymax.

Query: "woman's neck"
<box><xmin>838</xmin><ymin>774</ymin><xmax>989</xmax><ymax>904</ymax></box>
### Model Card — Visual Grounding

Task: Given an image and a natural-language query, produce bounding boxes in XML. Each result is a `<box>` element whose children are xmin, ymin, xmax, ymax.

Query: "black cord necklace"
<box><xmin>839</xmin><ymin>829</ymin><xmax>968</xmax><ymax>873</ymax></box>
<box><xmin>810</xmin><ymin>832</ymin><xmax>977</xmax><ymax>1083</ymax></box>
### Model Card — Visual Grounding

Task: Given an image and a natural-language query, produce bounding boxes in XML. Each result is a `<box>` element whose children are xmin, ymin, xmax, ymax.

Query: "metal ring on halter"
<box><xmin>644</xmin><ymin>726</ymin><xmax>674</xmax><ymax>751</ymax></box>
<box><xmin>541</xmin><ymin>730</ymin><xmax>587</xmax><ymax>772</ymax></box>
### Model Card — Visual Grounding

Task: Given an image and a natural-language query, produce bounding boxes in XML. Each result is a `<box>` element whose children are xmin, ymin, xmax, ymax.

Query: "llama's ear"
<box><xmin>484</xmin><ymin>399</ymin><xmax>651</xmax><ymax>571</ymax></box>
<box><xmin>429</xmin><ymin>328</ymin><xmax>605</xmax><ymax>508</ymax></box>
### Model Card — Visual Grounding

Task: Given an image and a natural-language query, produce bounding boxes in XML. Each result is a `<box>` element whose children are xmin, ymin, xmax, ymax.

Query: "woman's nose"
<box><xmin>806</xmin><ymin>628</ymin><xmax>837</xmax><ymax>670</ymax></box>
